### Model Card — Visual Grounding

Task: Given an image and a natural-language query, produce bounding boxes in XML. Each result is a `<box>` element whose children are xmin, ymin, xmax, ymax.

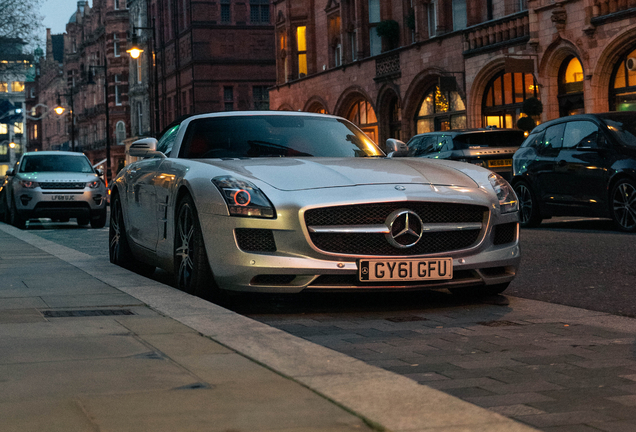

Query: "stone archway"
<box><xmin>303</xmin><ymin>95</ymin><xmax>330</xmax><ymax>113</ymax></box>
<box><xmin>403</xmin><ymin>68</ymin><xmax>447</xmax><ymax>137</ymax></box>
<box><xmin>334</xmin><ymin>86</ymin><xmax>378</xmax><ymax>144</ymax></box>
<box><xmin>538</xmin><ymin>39</ymin><xmax>583</xmax><ymax>119</ymax></box>
<box><xmin>468</xmin><ymin>57</ymin><xmax>506</xmax><ymax>128</ymax></box>
<box><xmin>376</xmin><ymin>83</ymin><xmax>402</xmax><ymax>145</ymax></box>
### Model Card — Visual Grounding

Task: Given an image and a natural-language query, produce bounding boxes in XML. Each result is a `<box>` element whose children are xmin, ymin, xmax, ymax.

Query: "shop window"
<box><xmin>611</xmin><ymin>47</ymin><xmax>636</xmax><ymax>112</ymax></box>
<box><xmin>347</xmin><ymin>99</ymin><xmax>378</xmax><ymax>143</ymax></box>
<box><xmin>558</xmin><ymin>56</ymin><xmax>584</xmax><ymax>116</ymax></box>
<box><xmin>483</xmin><ymin>71</ymin><xmax>538</xmax><ymax>128</ymax></box>
<box><xmin>12</xmin><ymin>82</ymin><xmax>25</xmax><ymax>92</ymax></box>
<box><xmin>0</xmin><ymin>82</ymin><xmax>7</xmax><ymax>92</ymax></box>
<box><xmin>416</xmin><ymin>85</ymin><xmax>466</xmax><ymax>133</ymax></box>
<box><xmin>250</xmin><ymin>0</ymin><xmax>269</xmax><ymax>24</ymax></box>
<box><xmin>296</xmin><ymin>26</ymin><xmax>307</xmax><ymax>77</ymax></box>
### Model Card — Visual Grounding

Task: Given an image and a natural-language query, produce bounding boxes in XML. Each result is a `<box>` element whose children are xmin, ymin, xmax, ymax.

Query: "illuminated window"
<box><xmin>0</xmin><ymin>82</ymin><xmax>7</xmax><ymax>92</ymax></box>
<box><xmin>296</xmin><ymin>26</ymin><xmax>307</xmax><ymax>77</ymax></box>
<box><xmin>0</xmin><ymin>124</ymin><xmax>7</xmax><ymax>134</ymax></box>
<box><xmin>483</xmin><ymin>72</ymin><xmax>538</xmax><ymax>128</ymax></box>
<box><xmin>558</xmin><ymin>56</ymin><xmax>584</xmax><ymax>116</ymax></box>
<box><xmin>610</xmin><ymin>47</ymin><xmax>636</xmax><ymax>112</ymax></box>
<box><xmin>416</xmin><ymin>85</ymin><xmax>466</xmax><ymax>133</ymax></box>
<box><xmin>11</xmin><ymin>82</ymin><xmax>25</xmax><ymax>92</ymax></box>
<box><xmin>347</xmin><ymin>99</ymin><xmax>378</xmax><ymax>143</ymax></box>
<box><xmin>34</xmin><ymin>124</ymin><xmax>38</xmax><ymax>139</ymax></box>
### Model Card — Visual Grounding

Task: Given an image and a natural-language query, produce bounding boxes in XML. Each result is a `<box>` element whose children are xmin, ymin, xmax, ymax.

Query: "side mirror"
<box><xmin>6</xmin><ymin>169</ymin><xmax>15</xmax><ymax>176</ymax></box>
<box><xmin>385</xmin><ymin>138</ymin><xmax>409</xmax><ymax>158</ymax></box>
<box><xmin>96</xmin><ymin>168</ymin><xmax>104</xmax><ymax>177</ymax></box>
<box><xmin>128</xmin><ymin>138</ymin><xmax>164</xmax><ymax>158</ymax></box>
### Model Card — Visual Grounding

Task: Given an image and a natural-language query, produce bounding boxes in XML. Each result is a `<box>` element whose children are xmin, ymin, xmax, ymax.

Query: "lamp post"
<box><xmin>87</xmin><ymin>60</ymin><xmax>112</xmax><ymax>185</ymax></box>
<box><xmin>127</xmin><ymin>19</ymin><xmax>160</xmax><ymax>136</ymax></box>
<box><xmin>54</xmin><ymin>91</ymin><xmax>75</xmax><ymax>152</ymax></box>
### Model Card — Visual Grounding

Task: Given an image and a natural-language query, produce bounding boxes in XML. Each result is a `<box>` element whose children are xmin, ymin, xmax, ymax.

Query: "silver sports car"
<box><xmin>110</xmin><ymin>111</ymin><xmax>520</xmax><ymax>298</ymax></box>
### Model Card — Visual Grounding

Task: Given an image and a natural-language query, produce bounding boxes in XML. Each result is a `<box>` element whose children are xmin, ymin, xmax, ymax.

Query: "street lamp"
<box><xmin>54</xmin><ymin>92</ymin><xmax>76</xmax><ymax>152</ymax></box>
<box><xmin>87</xmin><ymin>61</ymin><xmax>112</xmax><ymax>185</ymax></box>
<box><xmin>127</xmin><ymin>20</ymin><xmax>160</xmax><ymax>136</ymax></box>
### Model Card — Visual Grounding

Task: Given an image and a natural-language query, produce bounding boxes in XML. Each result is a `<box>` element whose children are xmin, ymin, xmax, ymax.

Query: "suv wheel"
<box><xmin>90</xmin><ymin>208</ymin><xmax>107</xmax><ymax>229</ymax></box>
<box><xmin>9</xmin><ymin>198</ymin><xmax>26</xmax><ymax>229</ymax></box>
<box><xmin>610</xmin><ymin>179</ymin><xmax>636</xmax><ymax>232</ymax></box>
<box><xmin>513</xmin><ymin>181</ymin><xmax>542</xmax><ymax>228</ymax></box>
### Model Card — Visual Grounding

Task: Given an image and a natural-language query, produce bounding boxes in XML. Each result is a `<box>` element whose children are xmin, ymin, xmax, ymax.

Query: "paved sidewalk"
<box><xmin>0</xmin><ymin>223</ymin><xmax>536</xmax><ymax>432</ymax></box>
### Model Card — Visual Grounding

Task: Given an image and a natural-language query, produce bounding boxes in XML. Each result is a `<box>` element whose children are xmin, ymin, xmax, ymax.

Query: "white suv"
<box><xmin>2</xmin><ymin>151</ymin><xmax>108</xmax><ymax>229</ymax></box>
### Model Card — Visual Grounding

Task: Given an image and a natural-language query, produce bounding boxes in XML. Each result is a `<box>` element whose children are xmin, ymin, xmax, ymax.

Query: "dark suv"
<box><xmin>511</xmin><ymin>112</ymin><xmax>636</xmax><ymax>232</ymax></box>
<box><xmin>405</xmin><ymin>129</ymin><xmax>525</xmax><ymax>180</ymax></box>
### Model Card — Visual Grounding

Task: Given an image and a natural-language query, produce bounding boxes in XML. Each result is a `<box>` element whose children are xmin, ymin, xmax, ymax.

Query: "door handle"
<box><xmin>557</xmin><ymin>160</ymin><xmax>567</xmax><ymax>167</ymax></box>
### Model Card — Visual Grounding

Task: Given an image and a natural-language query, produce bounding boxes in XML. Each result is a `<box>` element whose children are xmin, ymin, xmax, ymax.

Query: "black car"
<box><xmin>511</xmin><ymin>112</ymin><xmax>636</xmax><ymax>232</ymax></box>
<box><xmin>405</xmin><ymin>129</ymin><xmax>525</xmax><ymax>180</ymax></box>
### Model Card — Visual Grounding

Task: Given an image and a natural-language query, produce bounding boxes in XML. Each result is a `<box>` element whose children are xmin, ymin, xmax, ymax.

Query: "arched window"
<box><xmin>388</xmin><ymin>96</ymin><xmax>402</xmax><ymax>140</ymax></box>
<box><xmin>482</xmin><ymin>72</ymin><xmax>538</xmax><ymax>128</ymax></box>
<box><xmin>116</xmin><ymin>121</ymin><xmax>126</xmax><ymax>144</ymax></box>
<box><xmin>307</xmin><ymin>102</ymin><xmax>327</xmax><ymax>114</ymax></box>
<box><xmin>415</xmin><ymin>85</ymin><xmax>466</xmax><ymax>133</ymax></box>
<box><xmin>347</xmin><ymin>99</ymin><xmax>378</xmax><ymax>143</ymax></box>
<box><xmin>558</xmin><ymin>56</ymin><xmax>584</xmax><ymax>116</ymax></box>
<box><xmin>610</xmin><ymin>47</ymin><xmax>636</xmax><ymax>112</ymax></box>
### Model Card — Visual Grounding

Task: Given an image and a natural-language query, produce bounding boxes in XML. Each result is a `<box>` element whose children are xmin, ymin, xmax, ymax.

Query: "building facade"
<box><xmin>0</xmin><ymin>38</ymin><xmax>31</xmax><ymax>176</ymax></box>
<box><xmin>269</xmin><ymin>0</ymin><xmax>636</xmax><ymax>148</ymax></box>
<box><xmin>126</xmin><ymin>0</ymin><xmax>277</xmax><ymax>137</ymax></box>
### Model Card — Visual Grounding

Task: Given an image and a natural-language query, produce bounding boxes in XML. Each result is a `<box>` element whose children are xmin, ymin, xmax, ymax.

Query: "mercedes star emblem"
<box><xmin>384</xmin><ymin>209</ymin><xmax>424</xmax><ymax>249</ymax></box>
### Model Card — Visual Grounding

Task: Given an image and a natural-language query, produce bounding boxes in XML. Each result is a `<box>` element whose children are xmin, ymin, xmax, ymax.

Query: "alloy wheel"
<box><xmin>109</xmin><ymin>199</ymin><xmax>122</xmax><ymax>262</ymax></box>
<box><xmin>612</xmin><ymin>182</ymin><xmax>636</xmax><ymax>231</ymax></box>
<box><xmin>516</xmin><ymin>184</ymin><xmax>533</xmax><ymax>225</ymax></box>
<box><xmin>175</xmin><ymin>203</ymin><xmax>195</xmax><ymax>291</ymax></box>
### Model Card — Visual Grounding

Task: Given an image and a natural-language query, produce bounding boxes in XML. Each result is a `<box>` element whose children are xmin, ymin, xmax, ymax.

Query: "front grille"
<box><xmin>235</xmin><ymin>228</ymin><xmax>276</xmax><ymax>252</ymax></box>
<box><xmin>40</xmin><ymin>182</ymin><xmax>86</xmax><ymax>190</ymax></box>
<box><xmin>34</xmin><ymin>202</ymin><xmax>91</xmax><ymax>210</ymax></box>
<box><xmin>305</xmin><ymin>202</ymin><xmax>487</xmax><ymax>256</ymax></box>
<box><xmin>305</xmin><ymin>202</ymin><xmax>485</xmax><ymax>226</ymax></box>
<box><xmin>493</xmin><ymin>222</ymin><xmax>517</xmax><ymax>245</ymax></box>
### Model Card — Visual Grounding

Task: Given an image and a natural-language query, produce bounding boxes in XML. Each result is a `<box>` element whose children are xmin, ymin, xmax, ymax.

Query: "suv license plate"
<box><xmin>52</xmin><ymin>195</ymin><xmax>75</xmax><ymax>201</ymax></box>
<box><xmin>359</xmin><ymin>258</ymin><xmax>453</xmax><ymax>282</ymax></box>
<box><xmin>488</xmin><ymin>159</ymin><xmax>513</xmax><ymax>168</ymax></box>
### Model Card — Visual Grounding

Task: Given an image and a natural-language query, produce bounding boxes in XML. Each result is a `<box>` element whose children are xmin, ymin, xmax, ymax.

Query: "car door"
<box><xmin>551</xmin><ymin>120</ymin><xmax>610</xmax><ymax>214</ymax></box>
<box><xmin>125</xmin><ymin>124</ymin><xmax>181</xmax><ymax>251</ymax></box>
<box><xmin>533</xmin><ymin>123</ymin><xmax>565</xmax><ymax>209</ymax></box>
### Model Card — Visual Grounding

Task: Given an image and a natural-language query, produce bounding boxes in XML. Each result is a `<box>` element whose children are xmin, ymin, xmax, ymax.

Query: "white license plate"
<box><xmin>359</xmin><ymin>258</ymin><xmax>453</xmax><ymax>282</ymax></box>
<box><xmin>51</xmin><ymin>195</ymin><xmax>75</xmax><ymax>201</ymax></box>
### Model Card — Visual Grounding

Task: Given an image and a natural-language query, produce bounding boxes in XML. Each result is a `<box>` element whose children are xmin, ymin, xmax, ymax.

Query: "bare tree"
<box><xmin>0</xmin><ymin>0</ymin><xmax>43</xmax><ymax>52</ymax></box>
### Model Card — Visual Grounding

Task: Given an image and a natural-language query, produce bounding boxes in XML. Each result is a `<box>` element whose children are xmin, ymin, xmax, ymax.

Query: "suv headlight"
<box><xmin>212</xmin><ymin>176</ymin><xmax>276</xmax><ymax>218</ymax></box>
<box><xmin>19</xmin><ymin>180</ymin><xmax>38</xmax><ymax>188</ymax></box>
<box><xmin>488</xmin><ymin>173</ymin><xmax>518</xmax><ymax>214</ymax></box>
<box><xmin>87</xmin><ymin>180</ymin><xmax>101</xmax><ymax>189</ymax></box>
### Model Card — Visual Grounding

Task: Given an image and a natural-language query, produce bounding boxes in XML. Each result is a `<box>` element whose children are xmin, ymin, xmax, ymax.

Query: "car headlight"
<box><xmin>87</xmin><ymin>180</ymin><xmax>101</xmax><ymax>189</ymax></box>
<box><xmin>212</xmin><ymin>176</ymin><xmax>276</xmax><ymax>218</ymax></box>
<box><xmin>19</xmin><ymin>180</ymin><xmax>38</xmax><ymax>188</ymax></box>
<box><xmin>488</xmin><ymin>173</ymin><xmax>518</xmax><ymax>214</ymax></box>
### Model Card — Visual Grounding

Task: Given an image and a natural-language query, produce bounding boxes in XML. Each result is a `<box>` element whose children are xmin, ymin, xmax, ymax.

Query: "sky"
<box><xmin>39</xmin><ymin>0</ymin><xmax>87</xmax><ymax>40</ymax></box>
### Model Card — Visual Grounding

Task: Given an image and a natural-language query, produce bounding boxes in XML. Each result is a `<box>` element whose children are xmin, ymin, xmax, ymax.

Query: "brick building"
<box><xmin>269</xmin><ymin>0</ymin><xmax>636</xmax><ymax>148</ymax></box>
<box><xmin>126</xmin><ymin>0</ymin><xmax>276</xmax><ymax>137</ymax></box>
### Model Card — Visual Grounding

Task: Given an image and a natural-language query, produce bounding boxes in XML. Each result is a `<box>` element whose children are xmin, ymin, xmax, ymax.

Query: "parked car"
<box><xmin>109</xmin><ymin>111</ymin><xmax>520</xmax><ymax>298</ymax></box>
<box><xmin>2</xmin><ymin>151</ymin><xmax>108</xmax><ymax>229</ymax></box>
<box><xmin>405</xmin><ymin>128</ymin><xmax>526</xmax><ymax>180</ymax></box>
<box><xmin>511</xmin><ymin>112</ymin><xmax>636</xmax><ymax>232</ymax></box>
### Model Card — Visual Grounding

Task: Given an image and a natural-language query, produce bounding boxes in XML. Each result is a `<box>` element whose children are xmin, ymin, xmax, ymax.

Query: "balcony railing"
<box><xmin>593</xmin><ymin>0</ymin><xmax>636</xmax><ymax>17</ymax></box>
<box><xmin>375</xmin><ymin>53</ymin><xmax>400</xmax><ymax>81</ymax></box>
<box><xmin>463</xmin><ymin>12</ymin><xmax>529</xmax><ymax>57</ymax></box>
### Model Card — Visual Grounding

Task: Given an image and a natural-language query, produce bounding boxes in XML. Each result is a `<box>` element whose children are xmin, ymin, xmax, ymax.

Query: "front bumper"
<box><xmin>13</xmin><ymin>187</ymin><xmax>107</xmax><ymax>220</ymax></box>
<box><xmin>198</xmin><ymin>184</ymin><xmax>520</xmax><ymax>294</ymax></box>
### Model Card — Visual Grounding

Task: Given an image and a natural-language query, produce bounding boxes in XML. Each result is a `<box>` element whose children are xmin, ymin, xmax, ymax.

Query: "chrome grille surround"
<box><xmin>304</xmin><ymin>202</ymin><xmax>490</xmax><ymax>257</ymax></box>
<box><xmin>39</xmin><ymin>182</ymin><xmax>87</xmax><ymax>190</ymax></box>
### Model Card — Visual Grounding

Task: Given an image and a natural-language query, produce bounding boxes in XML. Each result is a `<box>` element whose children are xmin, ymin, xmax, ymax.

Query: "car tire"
<box><xmin>90</xmin><ymin>209</ymin><xmax>107</xmax><ymax>229</ymax></box>
<box><xmin>609</xmin><ymin>178</ymin><xmax>636</xmax><ymax>233</ymax></box>
<box><xmin>77</xmin><ymin>217</ymin><xmax>90</xmax><ymax>226</ymax></box>
<box><xmin>450</xmin><ymin>282</ymin><xmax>510</xmax><ymax>298</ymax></box>
<box><xmin>513</xmin><ymin>181</ymin><xmax>542</xmax><ymax>228</ymax></box>
<box><xmin>9</xmin><ymin>197</ymin><xmax>26</xmax><ymax>229</ymax></box>
<box><xmin>174</xmin><ymin>194</ymin><xmax>219</xmax><ymax>298</ymax></box>
<box><xmin>109</xmin><ymin>193</ymin><xmax>155</xmax><ymax>276</ymax></box>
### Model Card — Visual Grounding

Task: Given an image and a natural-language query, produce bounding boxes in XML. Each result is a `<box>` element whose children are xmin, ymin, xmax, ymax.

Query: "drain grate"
<box><xmin>386</xmin><ymin>315</ymin><xmax>429</xmax><ymax>323</ymax></box>
<box><xmin>478</xmin><ymin>320</ymin><xmax>521</xmax><ymax>327</ymax></box>
<box><xmin>42</xmin><ymin>309</ymin><xmax>135</xmax><ymax>318</ymax></box>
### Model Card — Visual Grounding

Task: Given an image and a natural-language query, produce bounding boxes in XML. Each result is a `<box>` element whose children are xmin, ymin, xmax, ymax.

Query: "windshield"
<box><xmin>601</xmin><ymin>114</ymin><xmax>636</xmax><ymax>147</ymax></box>
<box><xmin>19</xmin><ymin>154</ymin><xmax>94</xmax><ymax>173</ymax></box>
<box><xmin>452</xmin><ymin>131</ymin><xmax>525</xmax><ymax>149</ymax></box>
<box><xmin>179</xmin><ymin>115</ymin><xmax>384</xmax><ymax>159</ymax></box>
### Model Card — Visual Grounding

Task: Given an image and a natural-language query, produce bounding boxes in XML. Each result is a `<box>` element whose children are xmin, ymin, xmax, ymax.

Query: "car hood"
<box><xmin>17</xmin><ymin>172</ymin><xmax>99</xmax><ymax>183</ymax></box>
<box><xmin>203</xmin><ymin>157</ymin><xmax>477</xmax><ymax>191</ymax></box>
